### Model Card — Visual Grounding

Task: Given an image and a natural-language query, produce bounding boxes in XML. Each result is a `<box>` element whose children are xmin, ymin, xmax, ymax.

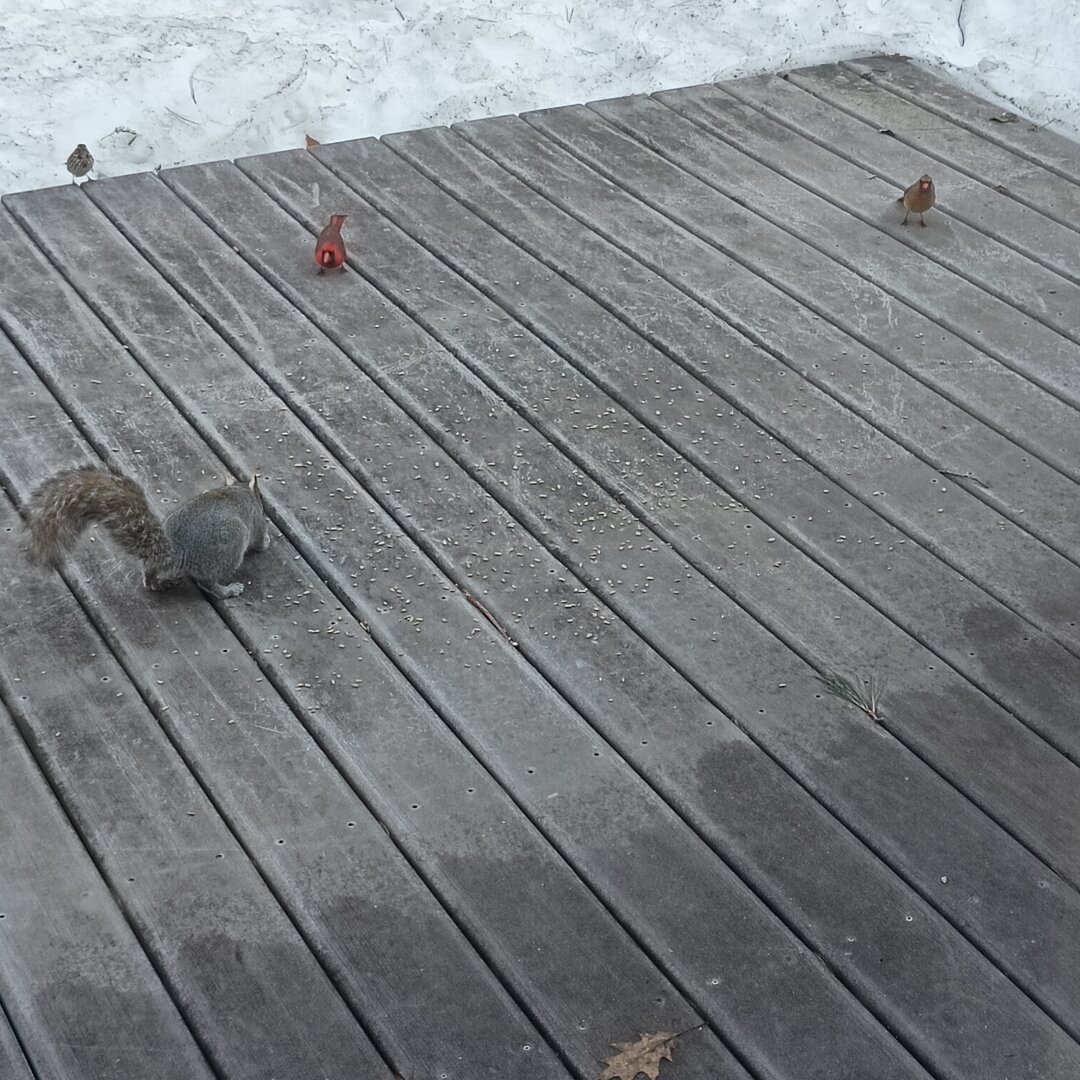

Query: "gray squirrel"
<box><xmin>24</xmin><ymin>465</ymin><xmax>270</xmax><ymax>598</ymax></box>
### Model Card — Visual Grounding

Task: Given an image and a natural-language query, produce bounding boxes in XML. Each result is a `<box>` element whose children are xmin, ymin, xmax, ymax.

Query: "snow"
<box><xmin>2</xmin><ymin>0</ymin><xmax>1078</xmax><ymax>196</ymax></box>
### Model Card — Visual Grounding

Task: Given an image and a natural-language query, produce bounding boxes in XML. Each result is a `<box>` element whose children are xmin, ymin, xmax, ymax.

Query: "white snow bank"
<box><xmin>1</xmin><ymin>0</ymin><xmax>1077</xmax><ymax>195</ymax></box>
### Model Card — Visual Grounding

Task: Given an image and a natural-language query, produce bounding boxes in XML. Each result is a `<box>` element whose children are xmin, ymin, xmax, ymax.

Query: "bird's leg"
<box><xmin>901</xmin><ymin>211</ymin><xmax>909</xmax><ymax>226</ymax></box>
<box><xmin>920</xmin><ymin>214</ymin><xmax>927</xmax><ymax>227</ymax></box>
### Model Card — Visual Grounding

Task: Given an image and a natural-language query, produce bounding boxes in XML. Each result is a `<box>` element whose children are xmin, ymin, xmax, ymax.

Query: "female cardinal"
<box><xmin>898</xmin><ymin>175</ymin><xmax>935</xmax><ymax>226</ymax></box>
<box><xmin>315</xmin><ymin>214</ymin><xmax>348</xmax><ymax>272</ymax></box>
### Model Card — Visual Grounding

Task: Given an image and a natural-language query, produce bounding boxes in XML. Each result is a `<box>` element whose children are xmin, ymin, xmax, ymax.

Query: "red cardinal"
<box><xmin>315</xmin><ymin>214</ymin><xmax>348</xmax><ymax>272</ymax></box>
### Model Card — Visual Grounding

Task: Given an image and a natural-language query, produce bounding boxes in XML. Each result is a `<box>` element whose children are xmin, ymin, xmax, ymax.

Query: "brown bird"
<box><xmin>898</xmin><ymin>174</ymin><xmax>935</xmax><ymax>226</ymax></box>
<box><xmin>66</xmin><ymin>144</ymin><xmax>94</xmax><ymax>183</ymax></box>
<box><xmin>314</xmin><ymin>213</ymin><xmax>348</xmax><ymax>273</ymax></box>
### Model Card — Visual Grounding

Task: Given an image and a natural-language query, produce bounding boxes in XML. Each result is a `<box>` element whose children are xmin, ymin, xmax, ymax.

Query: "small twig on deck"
<box><xmin>939</xmin><ymin>468</ymin><xmax>989</xmax><ymax>488</ymax></box>
<box><xmin>463</xmin><ymin>589</ymin><xmax>516</xmax><ymax>646</ymax></box>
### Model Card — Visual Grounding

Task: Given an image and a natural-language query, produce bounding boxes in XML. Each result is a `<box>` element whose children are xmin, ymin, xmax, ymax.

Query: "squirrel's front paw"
<box><xmin>200</xmin><ymin>580</ymin><xmax>245</xmax><ymax>599</ymax></box>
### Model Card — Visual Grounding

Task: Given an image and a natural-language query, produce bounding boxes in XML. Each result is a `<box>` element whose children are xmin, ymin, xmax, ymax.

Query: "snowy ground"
<box><xmin>2</xmin><ymin>0</ymin><xmax>1078</xmax><ymax>196</ymax></box>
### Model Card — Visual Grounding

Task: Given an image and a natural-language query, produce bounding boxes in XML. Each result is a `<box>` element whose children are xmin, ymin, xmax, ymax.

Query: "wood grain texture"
<box><xmin>0</xmin><ymin>689</ymin><xmax>213</xmax><ymax>1080</ymax></box>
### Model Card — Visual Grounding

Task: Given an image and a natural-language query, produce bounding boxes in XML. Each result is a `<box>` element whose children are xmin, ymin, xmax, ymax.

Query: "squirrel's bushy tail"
<box><xmin>24</xmin><ymin>466</ymin><xmax>173</xmax><ymax>576</ymax></box>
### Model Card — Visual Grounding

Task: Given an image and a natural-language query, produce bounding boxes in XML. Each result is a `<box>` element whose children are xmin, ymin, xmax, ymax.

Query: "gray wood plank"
<box><xmin>712</xmin><ymin>72</ymin><xmax>1080</xmax><ymax>286</ymax></box>
<box><xmin>107</xmin><ymin>160</ymin><xmax>919</xmax><ymax>1080</ymax></box>
<box><xmin>0</xmin><ymin>185</ymin><xmax>754</xmax><ymax>1080</ymax></box>
<box><xmin>301</xmin><ymin>128</ymin><xmax>1080</xmax><ymax>1050</ymax></box>
<box><xmin>25</xmin><ymin>165</ymin><xmax>927</xmax><ymax>1080</ymax></box>
<box><xmin>656</xmin><ymin>77</ymin><xmax>1080</xmax><ymax>338</ymax></box>
<box><xmin>0</xmin><ymin>463</ymin><xmax>392</xmax><ymax>1079</ymax></box>
<box><xmin>636</xmin><ymin>81</ymin><xmax>1080</xmax><ymax>556</ymax></box>
<box><xmin>570</xmin><ymin>89</ymin><xmax>1080</xmax><ymax>424</ymax></box>
<box><xmin>570</xmin><ymin>90</ymin><xmax>1080</xmax><ymax>549</ymax></box>
<box><xmin>842</xmin><ymin>56</ymin><xmax>1080</xmax><ymax>185</ymax></box>
<box><xmin>0</xmin><ymin>693</ymin><xmax>213</xmax><ymax>1080</ymax></box>
<box><xmin>457</xmin><ymin>96</ymin><xmax>1080</xmax><ymax>574</ymax></box>
<box><xmin>0</xmin><ymin>216</ymin><xmax>565</xmax><ymax>1080</ymax></box>
<box><xmin>790</xmin><ymin>59</ymin><xmax>1080</xmax><ymax>225</ymax></box>
<box><xmin>140</xmin><ymin>144</ymin><xmax>1080</xmax><ymax>1076</ymax></box>
<box><xmin>0</xmin><ymin>364</ymin><xmax>397</xmax><ymax>1080</ymax></box>
<box><xmin>454</xmin><ymin>102</ymin><xmax>1080</xmax><ymax>693</ymax></box>
<box><xmin>0</xmin><ymin>1005</ymin><xmax>32</xmax><ymax>1080</ymax></box>
<box><xmin>371</xmin><ymin>115</ymin><xmax>1080</xmax><ymax>875</ymax></box>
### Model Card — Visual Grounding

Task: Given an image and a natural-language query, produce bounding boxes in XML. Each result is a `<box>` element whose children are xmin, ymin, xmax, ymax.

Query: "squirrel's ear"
<box><xmin>249</xmin><ymin>474</ymin><xmax>259</xmax><ymax>493</ymax></box>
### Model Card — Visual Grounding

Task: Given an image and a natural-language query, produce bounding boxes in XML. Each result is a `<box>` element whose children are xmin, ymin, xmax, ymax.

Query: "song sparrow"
<box><xmin>66</xmin><ymin>144</ymin><xmax>94</xmax><ymax>183</ymax></box>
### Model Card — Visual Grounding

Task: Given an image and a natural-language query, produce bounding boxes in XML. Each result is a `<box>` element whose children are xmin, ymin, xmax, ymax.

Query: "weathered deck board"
<box><xmin>0</xmin><ymin>357</ymin><xmax>402</xmax><ymax>1079</ymax></box>
<box><xmin>419</xmin><ymin>111</ymin><xmax>1080</xmax><ymax>752</ymax></box>
<box><xmin>0</xmin><ymin>687</ymin><xmax>213</xmax><ymax>1080</ymax></box>
<box><xmin>840</xmin><ymin>57</ymin><xmax>1080</xmax><ymax>189</ymax></box>
<box><xmin>717</xmin><ymin>72</ymin><xmax>1080</xmax><ymax>284</ymax></box>
<box><xmin>368</xmin><ymin>118</ymin><xmax>1080</xmax><ymax>846</ymax></box>
<box><xmin>149</xmin><ymin>153</ymin><xmax>992</xmax><ymax>1078</ymax></box>
<box><xmin>17</xmin><ymin>163</ymin><xmax>918</xmax><ymax>1080</ymax></box>
<box><xmin>416</xmin><ymin>109</ymin><xmax>1080</xmax><ymax>691</ymax></box>
<box><xmin>650</xmin><ymin>82</ymin><xmax>1080</xmax><ymax>345</ymax></box>
<box><xmin>359</xmin><ymin>107</ymin><xmax>1080</xmax><ymax>894</ymax></box>
<box><xmin>2</xmin><ymin>55</ymin><xmax>1080</xmax><ymax>1080</ymax></box>
<box><xmin>296</xmin><ymin>126</ymin><xmax>1080</xmax><ymax>1056</ymax></box>
<box><xmin>0</xmin><ymin>1005</ymin><xmax>32</xmax><ymax>1080</ymax></box>
<box><xmin>0</xmin><ymin>202</ymin><xmax>577</xmax><ymax>1080</ymax></box>
<box><xmin>512</xmin><ymin>100</ymin><xmax>1080</xmax><ymax>653</ymax></box>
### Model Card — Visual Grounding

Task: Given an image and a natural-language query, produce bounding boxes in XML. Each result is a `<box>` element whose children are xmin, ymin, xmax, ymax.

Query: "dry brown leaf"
<box><xmin>599</xmin><ymin>1030</ymin><xmax>679</xmax><ymax>1080</ymax></box>
<box><xmin>305</xmin><ymin>133</ymin><xmax>321</xmax><ymax>148</ymax></box>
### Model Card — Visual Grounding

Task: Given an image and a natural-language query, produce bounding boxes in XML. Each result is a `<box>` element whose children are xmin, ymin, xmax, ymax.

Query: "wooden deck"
<box><xmin>1</xmin><ymin>55</ymin><xmax>1079</xmax><ymax>1079</ymax></box>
